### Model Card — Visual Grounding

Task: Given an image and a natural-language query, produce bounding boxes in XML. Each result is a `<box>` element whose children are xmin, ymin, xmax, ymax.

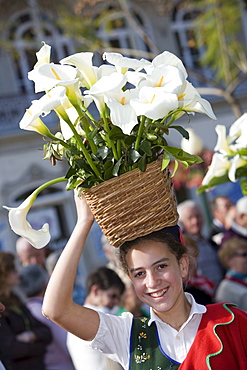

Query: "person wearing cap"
<box><xmin>42</xmin><ymin>192</ymin><xmax>247</xmax><ymax>369</ymax></box>
<box><xmin>221</xmin><ymin>196</ymin><xmax>247</xmax><ymax>245</ymax></box>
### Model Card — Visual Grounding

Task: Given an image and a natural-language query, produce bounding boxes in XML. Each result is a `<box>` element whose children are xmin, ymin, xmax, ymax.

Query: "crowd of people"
<box><xmin>0</xmin><ymin>194</ymin><xmax>246</xmax><ymax>369</ymax></box>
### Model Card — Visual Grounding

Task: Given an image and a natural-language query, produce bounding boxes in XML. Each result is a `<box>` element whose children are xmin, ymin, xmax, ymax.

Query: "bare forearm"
<box><xmin>42</xmin><ymin>218</ymin><xmax>93</xmax><ymax>324</ymax></box>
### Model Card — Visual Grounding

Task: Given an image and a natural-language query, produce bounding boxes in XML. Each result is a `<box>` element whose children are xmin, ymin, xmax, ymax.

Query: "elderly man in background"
<box><xmin>221</xmin><ymin>196</ymin><xmax>247</xmax><ymax>245</ymax></box>
<box><xmin>208</xmin><ymin>195</ymin><xmax>233</xmax><ymax>246</ymax></box>
<box><xmin>16</xmin><ymin>237</ymin><xmax>47</xmax><ymax>268</ymax></box>
<box><xmin>177</xmin><ymin>200</ymin><xmax>224</xmax><ymax>290</ymax></box>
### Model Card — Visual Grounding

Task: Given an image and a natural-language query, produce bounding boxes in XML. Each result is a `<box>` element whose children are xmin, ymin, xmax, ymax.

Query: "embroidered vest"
<box><xmin>129</xmin><ymin>317</ymin><xmax>180</xmax><ymax>370</ymax></box>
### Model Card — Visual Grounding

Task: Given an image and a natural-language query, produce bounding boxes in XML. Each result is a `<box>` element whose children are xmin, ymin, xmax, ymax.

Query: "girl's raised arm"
<box><xmin>42</xmin><ymin>191</ymin><xmax>100</xmax><ymax>341</ymax></box>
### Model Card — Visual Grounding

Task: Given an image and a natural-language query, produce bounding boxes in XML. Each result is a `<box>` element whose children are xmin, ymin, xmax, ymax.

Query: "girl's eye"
<box><xmin>134</xmin><ymin>271</ymin><xmax>145</xmax><ymax>278</ymax></box>
<box><xmin>157</xmin><ymin>264</ymin><xmax>167</xmax><ymax>270</ymax></box>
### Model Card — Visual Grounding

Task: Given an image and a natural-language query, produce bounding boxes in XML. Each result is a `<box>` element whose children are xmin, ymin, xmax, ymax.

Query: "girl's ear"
<box><xmin>179</xmin><ymin>254</ymin><xmax>189</xmax><ymax>279</ymax></box>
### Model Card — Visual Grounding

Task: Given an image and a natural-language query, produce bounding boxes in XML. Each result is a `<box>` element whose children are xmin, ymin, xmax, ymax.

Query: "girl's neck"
<box><xmin>154</xmin><ymin>294</ymin><xmax>191</xmax><ymax>331</ymax></box>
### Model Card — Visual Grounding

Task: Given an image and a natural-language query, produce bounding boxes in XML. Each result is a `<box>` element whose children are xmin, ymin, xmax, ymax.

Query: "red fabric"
<box><xmin>179</xmin><ymin>303</ymin><xmax>247</xmax><ymax>370</ymax></box>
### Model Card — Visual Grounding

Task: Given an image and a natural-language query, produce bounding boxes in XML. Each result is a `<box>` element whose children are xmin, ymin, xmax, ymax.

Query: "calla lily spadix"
<box><xmin>28</xmin><ymin>63</ymin><xmax>79</xmax><ymax>93</ymax></box>
<box><xmin>3</xmin><ymin>177</ymin><xmax>67</xmax><ymax>249</ymax></box>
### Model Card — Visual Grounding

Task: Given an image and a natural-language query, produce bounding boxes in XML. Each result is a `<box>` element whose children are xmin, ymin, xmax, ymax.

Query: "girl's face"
<box><xmin>126</xmin><ymin>241</ymin><xmax>189</xmax><ymax>319</ymax></box>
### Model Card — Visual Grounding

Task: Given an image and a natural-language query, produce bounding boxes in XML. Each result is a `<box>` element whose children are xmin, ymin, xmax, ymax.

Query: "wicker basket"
<box><xmin>83</xmin><ymin>158</ymin><xmax>179</xmax><ymax>248</ymax></box>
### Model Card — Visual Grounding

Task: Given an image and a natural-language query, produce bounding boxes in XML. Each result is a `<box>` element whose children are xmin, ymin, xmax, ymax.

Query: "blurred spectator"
<box><xmin>16</xmin><ymin>237</ymin><xmax>47</xmax><ymax>268</ymax></box>
<box><xmin>221</xmin><ymin>196</ymin><xmax>247</xmax><ymax>245</ymax></box>
<box><xmin>183</xmin><ymin>234</ymin><xmax>215</xmax><ymax>305</ymax></box>
<box><xmin>19</xmin><ymin>264</ymin><xmax>75</xmax><ymax>370</ymax></box>
<box><xmin>208</xmin><ymin>195</ymin><xmax>233</xmax><ymax>246</ymax></box>
<box><xmin>67</xmin><ymin>266</ymin><xmax>125</xmax><ymax>370</ymax></box>
<box><xmin>45</xmin><ymin>249</ymin><xmax>86</xmax><ymax>305</ymax></box>
<box><xmin>177</xmin><ymin>200</ymin><xmax>224</xmax><ymax>289</ymax></box>
<box><xmin>0</xmin><ymin>252</ymin><xmax>52</xmax><ymax>370</ymax></box>
<box><xmin>0</xmin><ymin>300</ymin><xmax>6</xmax><ymax>370</ymax></box>
<box><xmin>215</xmin><ymin>237</ymin><xmax>247</xmax><ymax>312</ymax></box>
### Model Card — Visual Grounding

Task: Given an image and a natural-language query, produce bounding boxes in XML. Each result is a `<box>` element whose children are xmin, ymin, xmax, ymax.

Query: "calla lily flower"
<box><xmin>104</xmin><ymin>89</ymin><xmax>139</xmax><ymax>134</ymax></box>
<box><xmin>229</xmin><ymin>113</ymin><xmax>247</xmax><ymax>150</ymax></box>
<box><xmin>138</xmin><ymin>64</ymin><xmax>186</xmax><ymax>95</ymax></box>
<box><xmin>145</xmin><ymin>51</ymin><xmax>188</xmax><ymax>79</ymax></box>
<box><xmin>19</xmin><ymin>103</ymin><xmax>54</xmax><ymax>137</ymax></box>
<box><xmin>103</xmin><ymin>52</ymin><xmax>150</xmax><ymax>73</ymax></box>
<box><xmin>214</xmin><ymin>125</ymin><xmax>231</xmax><ymax>154</ymax></box>
<box><xmin>228</xmin><ymin>155</ymin><xmax>247</xmax><ymax>182</ymax></box>
<box><xmin>180</xmin><ymin>128</ymin><xmax>203</xmax><ymax>155</ymax></box>
<box><xmin>84</xmin><ymin>72</ymin><xmax>127</xmax><ymax>113</ymax></box>
<box><xmin>202</xmin><ymin>152</ymin><xmax>231</xmax><ymax>186</ymax></box>
<box><xmin>130</xmin><ymin>86</ymin><xmax>178</xmax><ymax>120</ymax></box>
<box><xmin>178</xmin><ymin>81</ymin><xmax>216</xmax><ymax>120</ymax></box>
<box><xmin>3</xmin><ymin>194</ymin><xmax>51</xmax><ymax>249</ymax></box>
<box><xmin>61</xmin><ymin>52</ymin><xmax>117</xmax><ymax>89</ymax></box>
<box><xmin>28</xmin><ymin>63</ymin><xmax>79</xmax><ymax>93</ymax></box>
<box><xmin>34</xmin><ymin>42</ymin><xmax>51</xmax><ymax>68</ymax></box>
<box><xmin>3</xmin><ymin>177</ymin><xmax>66</xmax><ymax>249</ymax></box>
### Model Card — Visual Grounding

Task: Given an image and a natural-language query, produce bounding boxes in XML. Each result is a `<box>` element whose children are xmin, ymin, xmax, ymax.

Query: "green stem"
<box><xmin>33</xmin><ymin>177</ymin><xmax>67</xmax><ymax>198</ymax></box>
<box><xmin>81</xmin><ymin>116</ymin><xmax>98</xmax><ymax>155</ymax></box>
<box><xmin>101</xmin><ymin>111</ymin><xmax>119</xmax><ymax>160</ymax></box>
<box><xmin>134</xmin><ymin>115</ymin><xmax>146</xmax><ymax>151</ymax></box>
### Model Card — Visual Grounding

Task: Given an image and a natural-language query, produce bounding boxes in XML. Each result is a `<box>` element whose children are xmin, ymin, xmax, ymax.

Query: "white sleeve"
<box><xmin>89</xmin><ymin>311</ymin><xmax>133</xmax><ymax>369</ymax></box>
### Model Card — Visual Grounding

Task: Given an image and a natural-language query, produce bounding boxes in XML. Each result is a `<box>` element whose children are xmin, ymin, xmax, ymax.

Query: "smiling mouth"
<box><xmin>149</xmin><ymin>288</ymin><xmax>168</xmax><ymax>298</ymax></box>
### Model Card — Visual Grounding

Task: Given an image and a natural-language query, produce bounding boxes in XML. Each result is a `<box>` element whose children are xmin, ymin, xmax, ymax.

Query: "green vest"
<box><xmin>130</xmin><ymin>317</ymin><xmax>180</xmax><ymax>370</ymax></box>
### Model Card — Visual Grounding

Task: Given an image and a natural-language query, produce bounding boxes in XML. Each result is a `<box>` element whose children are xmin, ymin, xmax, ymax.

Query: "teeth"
<box><xmin>150</xmin><ymin>288</ymin><xmax>167</xmax><ymax>298</ymax></box>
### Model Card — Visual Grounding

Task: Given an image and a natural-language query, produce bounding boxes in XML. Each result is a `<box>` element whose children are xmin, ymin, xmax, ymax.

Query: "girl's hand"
<box><xmin>74</xmin><ymin>190</ymin><xmax>94</xmax><ymax>224</ymax></box>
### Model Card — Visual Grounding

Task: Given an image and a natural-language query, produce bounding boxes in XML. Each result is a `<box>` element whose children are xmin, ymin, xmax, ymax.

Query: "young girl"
<box><xmin>42</xmin><ymin>192</ymin><xmax>247</xmax><ymax>370</ymax></box>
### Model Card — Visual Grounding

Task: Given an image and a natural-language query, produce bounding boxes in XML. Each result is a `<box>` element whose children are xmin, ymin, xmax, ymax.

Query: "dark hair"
<box><xmin>86</xmin><ymin>266</ymin><xmax>125</xmax><ymax>295</ymax></box>
<box><xmin>119</xmin><ymin>229</ymin><xmax>187</xmax><ymax>274</ymax></box>
<box><xmin>0</xmin><ymin>252</ymin><xmax>16</xmax><ymax>289</ymax></box>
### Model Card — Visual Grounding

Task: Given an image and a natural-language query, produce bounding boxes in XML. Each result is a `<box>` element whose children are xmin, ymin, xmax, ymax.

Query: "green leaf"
<box><xmin>169</xmin><ymin>125</ymin><xmax>189</xmax><ymax>139</ymax></box>
<box><xmin>109</xmin><ymin>126</ymin><xmax>125</xmax><ymax>140</ymax></box>
<box><xmin>88</xmin><ymin>127</ymin><xmax>99</xmax><ymax>140</ymax></box>
<box><xmin>112</xmin><ymin>158</ymin><xmax>122</xmax><ymax>176</ymax></box>
<box><xmin>161</xmin><ymin>154</ymin><xmax>170</xmax><ymax>171</ymax></box>
<box><xmin>170</xmin><ymin>160</ymin><xmax>178</xmax><ymax>177</ymax></box>
<box><xmin>124</xmin><ymin>135</ymin><xmax>136</xmax><ymax>146</ymax></box>
<box><xmin>139</xmin><ymin>140</ymin><xmax>152</xmax><ymax>156</ymax></box>
<box><xmin>130</xmin><ymin>150</ymin><xmax>141</xmax><ymax>163</ymax></box>
<box><xmin>197</xmin><ymin>173</ymin><xmax>230</xmax><ymax>194</ymax></box>
<box><xmin>97</xmin><ymin>146</ymin><xmax>109</xmax><ymax>160</ymax></box>
<box><xmin>240</xmin><ymin>179</ymin><xmax>247</xmax><ymax>195</ymax></box>
<box><xmin>136</xmin><ymin>155</ymin><xmax>147</xmax><ymax>172</ymax></box>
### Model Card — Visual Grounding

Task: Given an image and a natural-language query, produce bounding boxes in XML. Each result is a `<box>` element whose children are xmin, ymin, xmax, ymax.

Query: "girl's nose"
<box><xmin>145</xmin><ymin>272</ymin><xmax>160</xmax><ymax>288</ymax></box>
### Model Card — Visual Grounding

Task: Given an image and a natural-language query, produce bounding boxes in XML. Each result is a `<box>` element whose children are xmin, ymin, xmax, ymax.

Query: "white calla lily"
<box><xmin>214</xmin><ymin>125</ymin><xmax>231</xmax><ymax>154</ymax></box>
<box><xmin>19</xmin><ymin>103</ymin><xmax>54</xmax><ymax>137</ymax></box>
<box><xmin>104</xmin><ymin>89</ymin><xmax>139</xmax><ymax>134</ymax></box>
<box><xmin>178</xmin><ymin>81</ymin><xmax>216</xmax><ymax>120</ymax></box>
<box><xmin>180</xmin><ymin>128</ymin><xmax>203</xmax><ymax>155</ymax></box>
<box><xmin>202</xmin><ymin>152</ymin><xmax>231</xmax><ymax>186</ymax></box>
<box><xmin>3</xmin><ymin>177</ymin><xmax>66</xmax><ymax>249</ymax></box>
<box><xmin>145</xmin><ymin>51</ymin><xmax>188</xmax><ymax>78</ymax></box>
<box><xmin>130</xmin><ymin>86</ymin><xmax>178</xmax><ymax>120</ymax></box>
<box><xmin>85</xmin><ymin>72</ymin><xmax>127</xmax><ymax>113</ymax></box>
<box><xmin>28</xmin><ymin>63</ymin><xmax>78</xmax><ymax>93</ymax></box>
<box><xmin>34</xmin><ymin>42</ymin><xmax>51</xmax><ymax>68</ymax></box>
<box><xmin>3</xmin><ymin>194</ymin><xmax>50</xmax><ymax>249</ymax></box>
<box><xmin>229</xmin><ymin>113</ymin><xmax>247</xmax><ymax>150</ymax></box>
<box><xmin>228</xmin><ymin>155</ymin><xmax>247</xmax><ymax>182</ymax></box>
<box><xmin>103</xmin><ymin>52</ymin><xmax>150</xmax><ymax>73</ymax></box>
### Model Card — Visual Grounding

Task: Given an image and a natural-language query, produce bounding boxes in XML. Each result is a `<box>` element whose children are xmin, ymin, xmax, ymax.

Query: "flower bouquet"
<box><xmin>3</xmin><ymin>43</ymin><xmax>216</xmax><ymax>248</ymax></box>
<box><xmin>198</xmin><ymin>113</ymin><xmax>247</xmax><ymax>195</ymax></box>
